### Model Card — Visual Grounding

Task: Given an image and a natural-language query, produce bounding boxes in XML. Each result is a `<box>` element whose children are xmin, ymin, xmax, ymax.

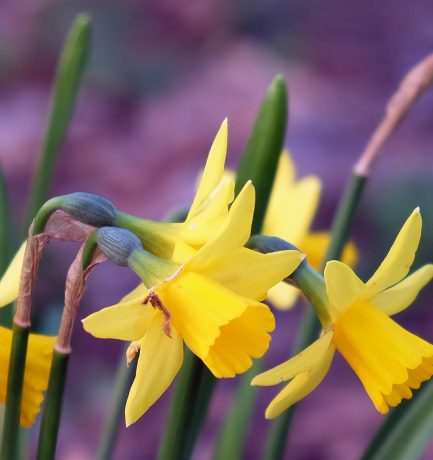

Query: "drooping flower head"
<box><xmin>262</xmin><ymin>151</ymin><xmax>357</xmax><ymax>309</ymax></box>
<box><xmin>83</xmin><ymin>181</ymin><xmax>304</xmax><ymax>425</ymax></box>
<box><xmin>253</xmin><ymin>208</ymin><xmax>433</xmax><ymax>418</ymax></box>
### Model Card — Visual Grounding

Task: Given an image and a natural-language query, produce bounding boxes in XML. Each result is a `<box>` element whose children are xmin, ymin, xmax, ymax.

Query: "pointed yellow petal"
<box><xmin>82</xmin><ymin>293</ymin><xmax>153</xmax><ymax>341</ymax></box>
<box><xmin>0</xmin><ymin>326</ymin><xmax>55</xmax><ymax>427</ymax></box>
<box><xmin>187</xmin><ymin>182</ymin><xmax>255</xmax><ymax>271</ymax></box>
<box><xmin>264</xmin><ymin>343</ymin><xmax>335</xmax><ymax>419</ymax></box>
<box><xmin>252</xmin><ymin>331</ymin><xmax>334</xmax><ymax>386</ymax></box>
<box><xmin>366</xmin><ymin>208</ymin><xmax>422</xmax><ymax>295</ymax></box>
<box><xmin>267</xmin><ymin>282</ymin><xmax>300</xmax><ymax>310</ymax></box>
<box><xmin>125</xmin><ymin>311</ymin><xmax>183</xmax><ymax>426</ymax></box>
<box><xmin>372</xmin><ymin>264</ymin><xmax>433</xmax><ymax>316</ymax></box>
<box><xmin>300</xmin><ymin>232</ymin><xmax>358</xmax><ymax>270</ymax></box>
<box><xmin>181</xmin><ymin>178</ymin><xmax>235</xmax><ymax>247</ymax></box>
<box><xmin>0</xmin><ymin>242</ymin><xmax>26</xmax><ymax>308</ymax></box>
<box><xmin>264</xmin><ymin>152</ymin><xmax>321</xmax><ymax>244</ymax></box>
<box><xmin>188</xmin><ymin>119</ymin><xmax>228</xmax><ymax>219</ymax></box>
<box><xmin>202</xmin><ymin>247</ymin><xmax>304</xmax><ymax>301</ymax></box>
<box><xmin>324</xmin><ymin>260</ymin><xmax>365</xmax><ymax>320</ymax></box>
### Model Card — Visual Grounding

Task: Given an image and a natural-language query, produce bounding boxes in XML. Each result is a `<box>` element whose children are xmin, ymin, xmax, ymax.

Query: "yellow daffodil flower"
<box><xmin>83</xmin><ymin>182</ymin><xmax>304</xmax><ymax>426</ymax></box>
<box><xmin>263</xmin><ymin>151</ymin><xmax>357</xmax><ymax>309</ymax></box>
<box><xmin>0</xmin><ymin>326</ymin><xmax>54</xmax><ymax>427</ymax></box>
<box><xmin>253</xmin><ymin>208</ymin><xmax>433</xmax><ymax>418</ymax></box>
<box><xmin>0</xmin><ymin>120</ymin><xmax>234</xmax><ymax>307</ymax></box>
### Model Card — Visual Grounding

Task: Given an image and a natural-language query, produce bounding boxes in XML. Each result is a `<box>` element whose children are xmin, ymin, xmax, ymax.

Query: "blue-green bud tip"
<box><xmin>61</xmin><ymin>192</ymin><xmax>117</xmax><ymax>227</ymax></box>
<box><xmin>95</xmin><ymin>227</ymin><xmax>142</xmax><ymax>266</ymax></box>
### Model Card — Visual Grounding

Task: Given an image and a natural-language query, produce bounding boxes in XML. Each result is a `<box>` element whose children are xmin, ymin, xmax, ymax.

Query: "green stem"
<box><xmin>0</xmin><ymin>324</ymin><xmax>30</xmax><ymax>460</ymax></box>
<box><xmin>213</xmin><ymin>361</ymin><xmax>263</xmax><ymax>460</ymax></box>
<box><xmin>97</xmin><ymin>348</ymin><xmax>135</xmax><ymax>460</ymax></box>
<box><xmin>27</xmin><ymin>14</ymin><xmax>91</xmax><ymax>226</ymax></box>
<box><xmin>36</xmin><ymin>351</ymin><xmax>69</xmax><ymax>460</ymax></box>
<box><xmin>157</xmin><ymin>349</ymin><xmax>204</xmax><ymax>460</ymax></box>
<box><xmin>323</xmin><ymin>174</ymin><xmax>367</xmax><ymax>262</ymax></box>
<box><xmin>209</xmin><ymin>75</ymin><xmax>289</xmax><ymax>460</ymax></box>
<box><xmin>181</xmin><ymin>366</ymin><xmax>215</xmax><ymax>460</ymax></box>
<box><xmin>262</xmin><ymin>174</ymin><xmax>368</xmax><ymax>460</ymax></box>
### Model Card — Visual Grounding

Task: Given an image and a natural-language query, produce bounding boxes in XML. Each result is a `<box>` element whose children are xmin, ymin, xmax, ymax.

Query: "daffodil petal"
<box><xmin>264</xmin><ymin>343</ymin><xmax>335</xmax><ymax>419</ymax></box>
<box><xmin>188</xmin><ymin>119</ymin><xmax>228</xmax><ymax>219</ymax></box>
<box><xmin>203</xmin><ymin>302</ymin><xmax>275</xmax><ymax>378</ymax></box>
<box><xmin>157</xmin><ymin>271</ymin><xmax>274</xmax><ymax>378</ymax></box>
<box><xmin>300</xmin><ymin>232</ymin><xmax>358</xmax><ymax>270</ymax></box>
<box><xmin>202</xmin><ymin>248</ymin><xmax>304</xmax><ymax>301</ymax></box>
<box><xmin>125</xmin><ymin>311</ymin><xmax>183</xmax><ymax>426</ymax></box>
<box><xmin>372</xmin><ymin>264</ymin><xmax>433</xmax><ymax>316</ymax></box>
<box><xmin>0</xmin><ymin>242</ymin><xmax>26</xmax><ymax>308</ymax></box>
<box><xmin>181</xmin><ymin>178</ymin><xmax>234</xmax><ymax>246</ymax></box>
<box><xmin>264</xmin><ymin>152</ymin><xmax>321</xmax><ymax>244</ymax></box>
<box><xmin>267</xmin><ymin>282</ymin><xmax>300</xmax><ymax>310</ymax></box>
<box><xmin>158</xmin><ymin>271</ymin><xmax>251</xmax><ymax>358</ymax></box>
<box><xmin>252</xmin><ymin>331</ymin><xmax>334</xmax><ymax>386</ymax></box>
<box><xmin>187</xmin><ymin>181</ymin><xmax>255</xmax><ymax>271</ymax></box>
<box><xmin>366</xmin><ymin>208</ymin><xmax>422</xmax><ymax>295</ymax></box>
<box><xmin>82</xmin><ymin>294</ymin><xmax>153</xmax><ymax>341</ymax></box>
<box><xmin>0</xmin><ymin>326</ymin><xmax>55</xmax><ymax>427</ymax></box>
<box><xmin>324</xmin><ymin>260</ymin><xmax>365</xmax><ymax>320</ymax></box>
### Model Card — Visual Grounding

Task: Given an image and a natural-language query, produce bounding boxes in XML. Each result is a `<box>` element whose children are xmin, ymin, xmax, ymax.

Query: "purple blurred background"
<box><xmin>1</xmin><ymin>1</ymin><xmax>433</xmax><ymax>459</ymax></box>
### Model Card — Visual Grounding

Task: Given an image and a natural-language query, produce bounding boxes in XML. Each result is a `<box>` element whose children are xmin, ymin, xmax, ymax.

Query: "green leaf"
<box><xmin>0</xmin><ymin>164</ymin><xmax>15</xmax><ymax>327</ymax></box>
<box><xmin>361</xmin><ymin>379</ymin><xmax>433</xmax><ymax>460</ymax></box>
<box><xmin>0</xmin><ymin>165</ymin><xmax>13</xmax><ymax>274</ymax></box>
<box><xmin>156</xmin><ymin>76</ymin><xmax>288</xmax><ymax>460</ymax></box>
<box><xmin>157</xmin><ymin>349</ymin><xmax>205</xmax><ymax>460</ymax></box>
<box><xmin>235</xmin><ymin>74</ymin><xmax>288</xmax><ymax>234</ymax></box>
<box><xmin>213</xmin><ymin>75</ymin><xmax>288</xmax><ymax>460</ymax></box>
<box><xmin>27</xmin><ymin>14</ymin><xmax>92</xmax><ymax>224</ymax></box>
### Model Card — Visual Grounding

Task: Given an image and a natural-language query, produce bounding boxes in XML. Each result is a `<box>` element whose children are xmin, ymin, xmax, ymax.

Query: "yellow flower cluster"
<box><xmin>1</xmin><ymin>119</ymin><xmax>433</xmax><ymax>430</ymax></box>
<box><xmin>83</xmin><ymin>121</ymin><xmax>304</xmax><ymax>425</ymax></box>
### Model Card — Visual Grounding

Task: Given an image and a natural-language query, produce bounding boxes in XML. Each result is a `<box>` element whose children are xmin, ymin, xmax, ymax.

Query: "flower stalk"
<box><xmin>37</xmin><ymin>239</ymin><xmax>103</xmax><ymax>460</ymax></box>
<box><xmin>0</xmin><ymin>323</ymin><xmax>29</xmax><ymax>460</ymax></box>
<box><xmin>0</xmin><ymin>225</ymin><xmax>49</xmax><ymax>460</ymax></box>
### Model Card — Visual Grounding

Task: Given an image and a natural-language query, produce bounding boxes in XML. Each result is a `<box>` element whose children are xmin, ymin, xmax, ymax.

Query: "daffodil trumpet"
<box><xmin>253</xmin><ymin>209</ymin><xmax>433</xmax><ymax>419</ymax></box>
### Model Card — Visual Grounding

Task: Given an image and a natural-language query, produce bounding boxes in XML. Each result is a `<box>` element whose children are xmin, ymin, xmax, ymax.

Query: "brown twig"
<box><xmin>14</xmin><ymin>225</ymin><xmax>50</xmax><ymax>327</ymax></box>
<box><xmin>13</xmin><ymin>214</ymin><xmax>96</xmax><ymax>327</ymax></box>
<box><xmin>55</xmin><ymin>243</ymin><xmax>106</xmax><ymax>354</ymax></box>
<box><xmin>354</xmin><ymin>53</ymin><xmax>433</xmax><ymax>176</ymax></box>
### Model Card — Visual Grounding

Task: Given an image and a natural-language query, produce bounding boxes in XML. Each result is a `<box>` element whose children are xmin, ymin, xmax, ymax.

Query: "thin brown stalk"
<box><xmin>354</xmin><ymin>53</ymin><xmax>433</xmax><ymax>176</ymax></box>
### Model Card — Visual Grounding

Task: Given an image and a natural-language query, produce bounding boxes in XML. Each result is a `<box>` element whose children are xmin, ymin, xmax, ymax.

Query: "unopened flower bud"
<box><xmin>33</xmin><ymin>192</ymin><xmax>118</xmax><ymax>235</ymax></box>
<box><xmin>95</xmin><ymin>227</ymin><xmax>142</xmax><ymax>267</ymax></box>
<box><xmin>58</xmin><ymin>192</ymin><xmax>117</xmax><ymax>227</ymax></box>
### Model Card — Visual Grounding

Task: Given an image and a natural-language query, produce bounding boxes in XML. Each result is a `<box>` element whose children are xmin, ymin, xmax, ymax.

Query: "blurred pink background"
<box><xmin>1</xmin><ymin>1</ymin><xmax>433</xmax><ymax>459</ymax></box>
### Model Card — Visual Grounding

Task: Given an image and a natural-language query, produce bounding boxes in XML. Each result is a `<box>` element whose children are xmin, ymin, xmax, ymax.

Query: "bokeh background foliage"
<box><xmin>1</xmin><ymin>1</ymin><xmax>433</xmax><ymax>459</ymax></box>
